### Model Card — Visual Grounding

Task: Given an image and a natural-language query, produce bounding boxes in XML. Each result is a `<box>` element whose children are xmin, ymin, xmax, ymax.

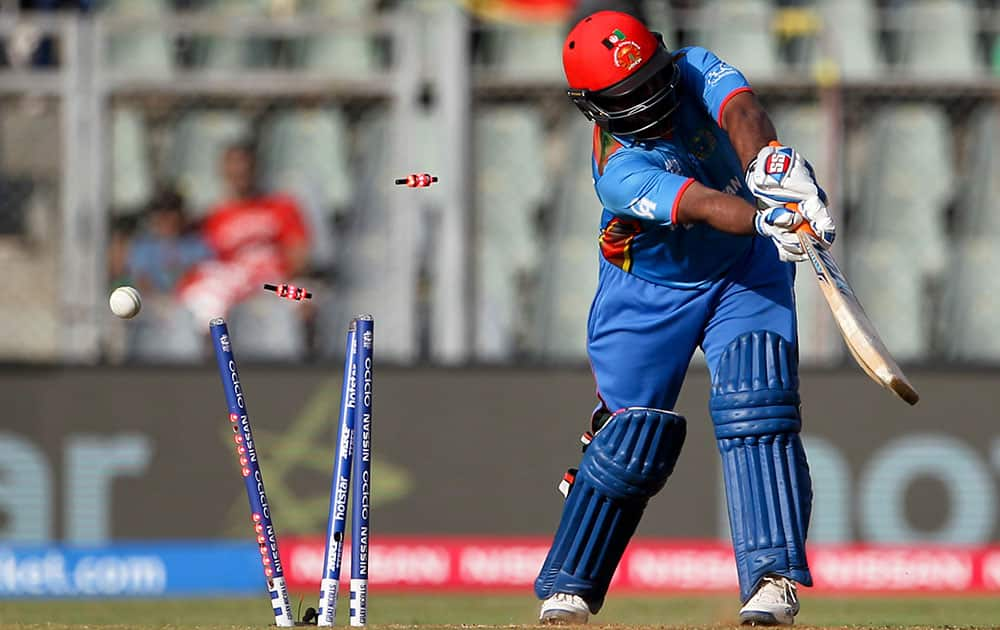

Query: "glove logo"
<box><xmin>764</xmin><ymin>152</ymin><xmax>792</xmax><ymax>180</ymax></box>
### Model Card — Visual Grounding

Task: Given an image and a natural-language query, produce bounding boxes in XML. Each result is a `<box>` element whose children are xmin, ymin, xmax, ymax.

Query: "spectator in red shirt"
<box><xmin>202</xmin><ymin>142</ymin><xmax>310</xmax><ymax>276</ymax></box>
<box><xmin>180</xmin><ymin>141</ymin><xmax>311</xmax><ymax>324</ymax></box>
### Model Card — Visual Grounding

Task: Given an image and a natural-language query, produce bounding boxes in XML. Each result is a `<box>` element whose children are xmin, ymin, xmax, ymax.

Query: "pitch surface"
<box><xmin>1</xmin><ymin>594</ymin><xmax>998</xmax><ymax>628</ymax></box>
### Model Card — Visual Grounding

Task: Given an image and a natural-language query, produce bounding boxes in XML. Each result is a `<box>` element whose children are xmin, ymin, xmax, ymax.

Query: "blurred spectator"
<box><xmin>122</xmin><ymin>188</ymin><xmax>212</xmax><ymax>294</ymax></box>
<box><xmin>178</xmin><ymin>141</ymin><xmax>311</xmax><ymax>359</ymax></box>
<box><xmin>114</xmin><ymin>187</ymin><xmax>210</xmax><ymax>362</ymax></box>
<box><xmin>205</xmin><ymin>142</ymin><xmax>311</xmax><ymax>279</ymax></box>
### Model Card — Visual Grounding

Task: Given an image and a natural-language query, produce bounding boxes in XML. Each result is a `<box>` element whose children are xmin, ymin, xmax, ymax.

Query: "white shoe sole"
<box><xmin>540</xmin><ymin>607</ymin><xmax>589</xmax><ymax>625</ymax></box>
<box><xmin>540</xmin><ymin>613</ymin><xmax>588</xmax><ymax>624</ymax></box>
<box><xmin>739</xmin><ymin>609</ymin><xmax>794</xmax><ymax>626</ymax></box>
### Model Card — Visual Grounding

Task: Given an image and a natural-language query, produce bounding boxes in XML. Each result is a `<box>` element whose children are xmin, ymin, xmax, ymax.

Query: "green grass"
<box><xmin>1</xmin><ymin>593</ymin><xmax>999</xmax><ymax>629</ymax></box>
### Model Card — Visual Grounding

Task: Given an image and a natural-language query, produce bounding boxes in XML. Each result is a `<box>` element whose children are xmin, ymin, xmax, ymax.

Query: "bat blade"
<box><xmin>798</xmin><ymin>232</ymin><xmax>919</xmax><ymax>405</ymax></box>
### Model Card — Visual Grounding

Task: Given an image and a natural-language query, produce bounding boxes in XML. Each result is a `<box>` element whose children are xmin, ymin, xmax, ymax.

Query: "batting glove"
<box><xmin>745</xmin><ymin>143</ymin><xmax>828</xmax><ymax>207</ymax></box>
<box><xmin>797</xmin><ymin>195</ymin><xmax>836</xmax><ymax>249</ymax></box>
<box><xmin>754</xmin><ymin>205</ymin><xmax>806</xmax><ymax>263</ymax></box>
<box><xmin>755</xmin><ymin>195</ymin><xmax>836</xmax><ymax>263</ymax></box>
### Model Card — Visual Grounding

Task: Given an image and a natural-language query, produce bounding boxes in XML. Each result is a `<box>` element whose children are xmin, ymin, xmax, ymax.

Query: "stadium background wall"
<box><xmin>1</xmin><ymin>366</ymin><xmax>998</xmax><ymax>544</ymax></box>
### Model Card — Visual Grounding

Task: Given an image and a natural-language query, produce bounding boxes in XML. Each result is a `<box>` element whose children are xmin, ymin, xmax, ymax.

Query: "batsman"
<box><xmin>535</xmin><ymin>11</ymin><xmax>837</xmax><ymax>626</ymax></box>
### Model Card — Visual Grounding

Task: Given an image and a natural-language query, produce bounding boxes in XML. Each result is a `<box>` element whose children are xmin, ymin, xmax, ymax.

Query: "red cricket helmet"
<box><xmin>563</xmin><ymin>11</ymin><xmax>681</xmax><ymax>139</ymax></box>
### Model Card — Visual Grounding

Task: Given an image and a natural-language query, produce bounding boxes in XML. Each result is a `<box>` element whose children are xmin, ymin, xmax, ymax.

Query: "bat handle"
<box><xmin>787</xmin><ymin>202</ymin><xmax>820</xmax><ymax>240</ymax></box>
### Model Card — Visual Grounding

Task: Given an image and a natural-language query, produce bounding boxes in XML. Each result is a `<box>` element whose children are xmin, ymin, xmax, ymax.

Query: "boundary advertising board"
<box><xmin>0</xmin><ymin>367</ymin><xmax>998</xmax><ymax>545</ymax></box>
<box><xmin>5</xmin><ymin>538</ymin><xmax>1000</xmax><ymax>596</ymax></box>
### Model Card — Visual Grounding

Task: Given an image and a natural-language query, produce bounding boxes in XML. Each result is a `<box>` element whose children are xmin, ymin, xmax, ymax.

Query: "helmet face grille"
<box><xmin>567</xmin><ymin>48</ymin><xmax>682</xmax><ymax>140</ymax></box>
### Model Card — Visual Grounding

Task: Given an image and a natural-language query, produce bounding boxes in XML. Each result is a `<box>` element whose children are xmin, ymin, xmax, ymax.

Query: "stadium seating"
<box><xmin>110</xmin><ymin>107</ymin><xmax>153</xmax><ymax>213</ymax></box>
<box><xmin>166</xmin><ymin>109</ymin><xmax>251</xmax><ymax>214</ymax></box>
<box><xmin>939</xmin><ymin>236</ymin><xmax>1000</xmax><ymax>361</ymax></box>
<box><xmin>640</xmin><ymin>2</ymin><xmax>676</xmax><ymax>48</ymax></box>
<box><xmin>814</xmin><ymin>0</ymin><xmax>883</xmax><ymax>79</ymax></box>
<box><xmin>694</xmin><ymin>0</ymin><xmax>779</xmax><ymax>81</ymax></box>
<box><xmin>296</xmin><ymin>0</ymin><xmax>378</xmax><ymax>14</ymax></box>
<box><xmin>939</xmin><ymin>107</ymin><xmax>1000</xmax><ymax>360</ymax></box>
<box><xmin>771</xmin><ymin>104</ymin><xmax>834</xmax><ymax>198</ymax></box>
<box><xmin>313</xmin><ymin>108</ymin><xmax>432</xmax><ymax>362</ymax></box>
<box><xmin>994</xmin><ymin>35</ymin><xmax>1000</xmax><ymax>75</ymax></box>
<box><xmin>187</xmin><ymin>0</ymin><xmax>273</xmax><ymax>69</ymax></box>
<box><xmin>100</xmin><ymin>0</ymin><xmax>174</xmax><ymax>76</ymax></box>
<box><xmin>852</xmin><ymin>105</ymin><xmax>951</xmax><ymax>275</ymax></box>
<box><xmin>228</xmin><ymin>294</ymin><xmax>307</xmax><ymax>361</ymax></box>
<box><xmin>258</xmin><ymin>107</ymin><xmax>353</xmax><ymax>270</ymax></box>
<box><xmin>105</xmin><ymin>31</ymin><xmax>173</xmax><ymax>76</ymax></box>
<box><xmin>474</xmin><ymin>106</ymin><xmax>547</xmax><ymax>359</ymax></box>
<box><xmin>487</xmin><ymin>21</ymin><xmax>565</xmax><ymax>80</ymax></box>
<box><xmin>99</xmin><ymin>0</ymin><xmax>169</xmax><ymax>9</ymax></box>
<box><xmin>897</xmin><ymin>0</ymin><xmax>983</xmax><ymax>77</ymax></box>
<box><xmin>0</xmin><ymin>239</ymin><xmax>59</xmax><ymax>361</ymax></box>
<box><xmin>848</xmin><ymin>105</ymin><xmax>954</xmax><ymax>362</ymax></box>
<box><xmin>392</xmin><ymin>0</ymin><xmax>448</xmax><ymax>76</ymax></box>
<box><xmin>537</xmin><ymin>116</ymin><xmax>600</xmax><ymax>360</ymax></box>
<box><xmin>258</xmin><ymin>108</ymin><xmax>352</xmax><ymax>217</ymax></box>
<box><xmin>126</xmin><ymin>294</ymin><xmax>203</xmax><ymax>362</ymax></box>
<box><xmin>955</xmin><ymin>106</ymin><xmax>1000</xmax><ymax>237</ymax></box>
<box><xmin>289</xmin><ymin>0</ymin><xmax>380</xmax><ymax>74</ymax></box>
<box><xmin>847</xmin><ymin>237</ymin><xmax>930</xmax><ymax>362</ymax></box>
<box><xmin>75</xmin><ymin>0</ymin><xmax>1000</xmax><ymax>367</ymax></box>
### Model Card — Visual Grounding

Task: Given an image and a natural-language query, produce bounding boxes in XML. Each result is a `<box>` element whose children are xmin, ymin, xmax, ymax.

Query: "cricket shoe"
<box><xmin>539</xmin><ymin>593</ymin><xmax>590</xmax><ymax>624</ymax></box>
<box><xmin>739</xmin><ymin>575</ymin><xmax>799</xmax><ymax>626</ymax></box>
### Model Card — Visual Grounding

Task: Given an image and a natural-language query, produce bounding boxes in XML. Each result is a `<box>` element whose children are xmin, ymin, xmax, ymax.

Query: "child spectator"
<box><xmin>120</xmin><ymin>187</ymin><xmax>211</xmax><ymax>361</ymax></box>
<box><xmin>126</xmin><ymin>187</ymin><xmax>212</xmax><ymax>293</ymax></box>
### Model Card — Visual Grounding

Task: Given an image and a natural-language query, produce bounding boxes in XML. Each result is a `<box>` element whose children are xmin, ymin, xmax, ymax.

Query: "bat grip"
<box><xmin>786</xmin><ymin>202</ymin><xmax>820</xmax><ymax>240</ymax></box>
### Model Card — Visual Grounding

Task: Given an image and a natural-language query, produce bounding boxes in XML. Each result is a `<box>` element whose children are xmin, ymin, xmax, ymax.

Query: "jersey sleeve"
<box><xmin>595</xmin><ymin>151</ymin><xmax>695</xmax><ymax>226</ymax></box>
<box><xmin>679</xmin><ymin>46</ymin><xmax>752</xmax><ymax>126</ymax></box>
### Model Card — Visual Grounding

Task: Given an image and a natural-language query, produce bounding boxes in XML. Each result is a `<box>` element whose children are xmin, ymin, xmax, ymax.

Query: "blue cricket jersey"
<box><xmin>592</xmin><ymin>46</ymin><xmax>756</xmax><ymax>288</ymax></box>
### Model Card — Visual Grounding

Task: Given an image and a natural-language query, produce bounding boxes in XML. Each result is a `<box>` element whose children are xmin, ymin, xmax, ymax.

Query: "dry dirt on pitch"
<box><xmin>2</xmin><ymin>595</ymin><xmax>999</xmax><ymax>628</ymax></box>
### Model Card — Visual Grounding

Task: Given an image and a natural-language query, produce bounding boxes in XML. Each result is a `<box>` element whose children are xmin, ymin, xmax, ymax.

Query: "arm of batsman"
<box><xmin>745</xmin><ymin>143</ymin><xmax>828</xmax><ymax>206</ymax></box>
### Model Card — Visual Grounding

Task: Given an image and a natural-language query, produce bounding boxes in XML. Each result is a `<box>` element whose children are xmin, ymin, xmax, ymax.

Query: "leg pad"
<box><xmin>711</xmin><ymin>331</ymin><xmax>813</xmax><ymax>602</ymax></box>
<box><xmin>534</xmin><ymin>407</ymin><xmax>686</xmax><ymax>612</ymax></box>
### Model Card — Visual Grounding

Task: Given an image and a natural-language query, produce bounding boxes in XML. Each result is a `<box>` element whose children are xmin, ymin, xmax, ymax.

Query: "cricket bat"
<box><xmin>796</xmin><ymin>227</ymin><xmax>919</xmax><ymax>406</ymax></box>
